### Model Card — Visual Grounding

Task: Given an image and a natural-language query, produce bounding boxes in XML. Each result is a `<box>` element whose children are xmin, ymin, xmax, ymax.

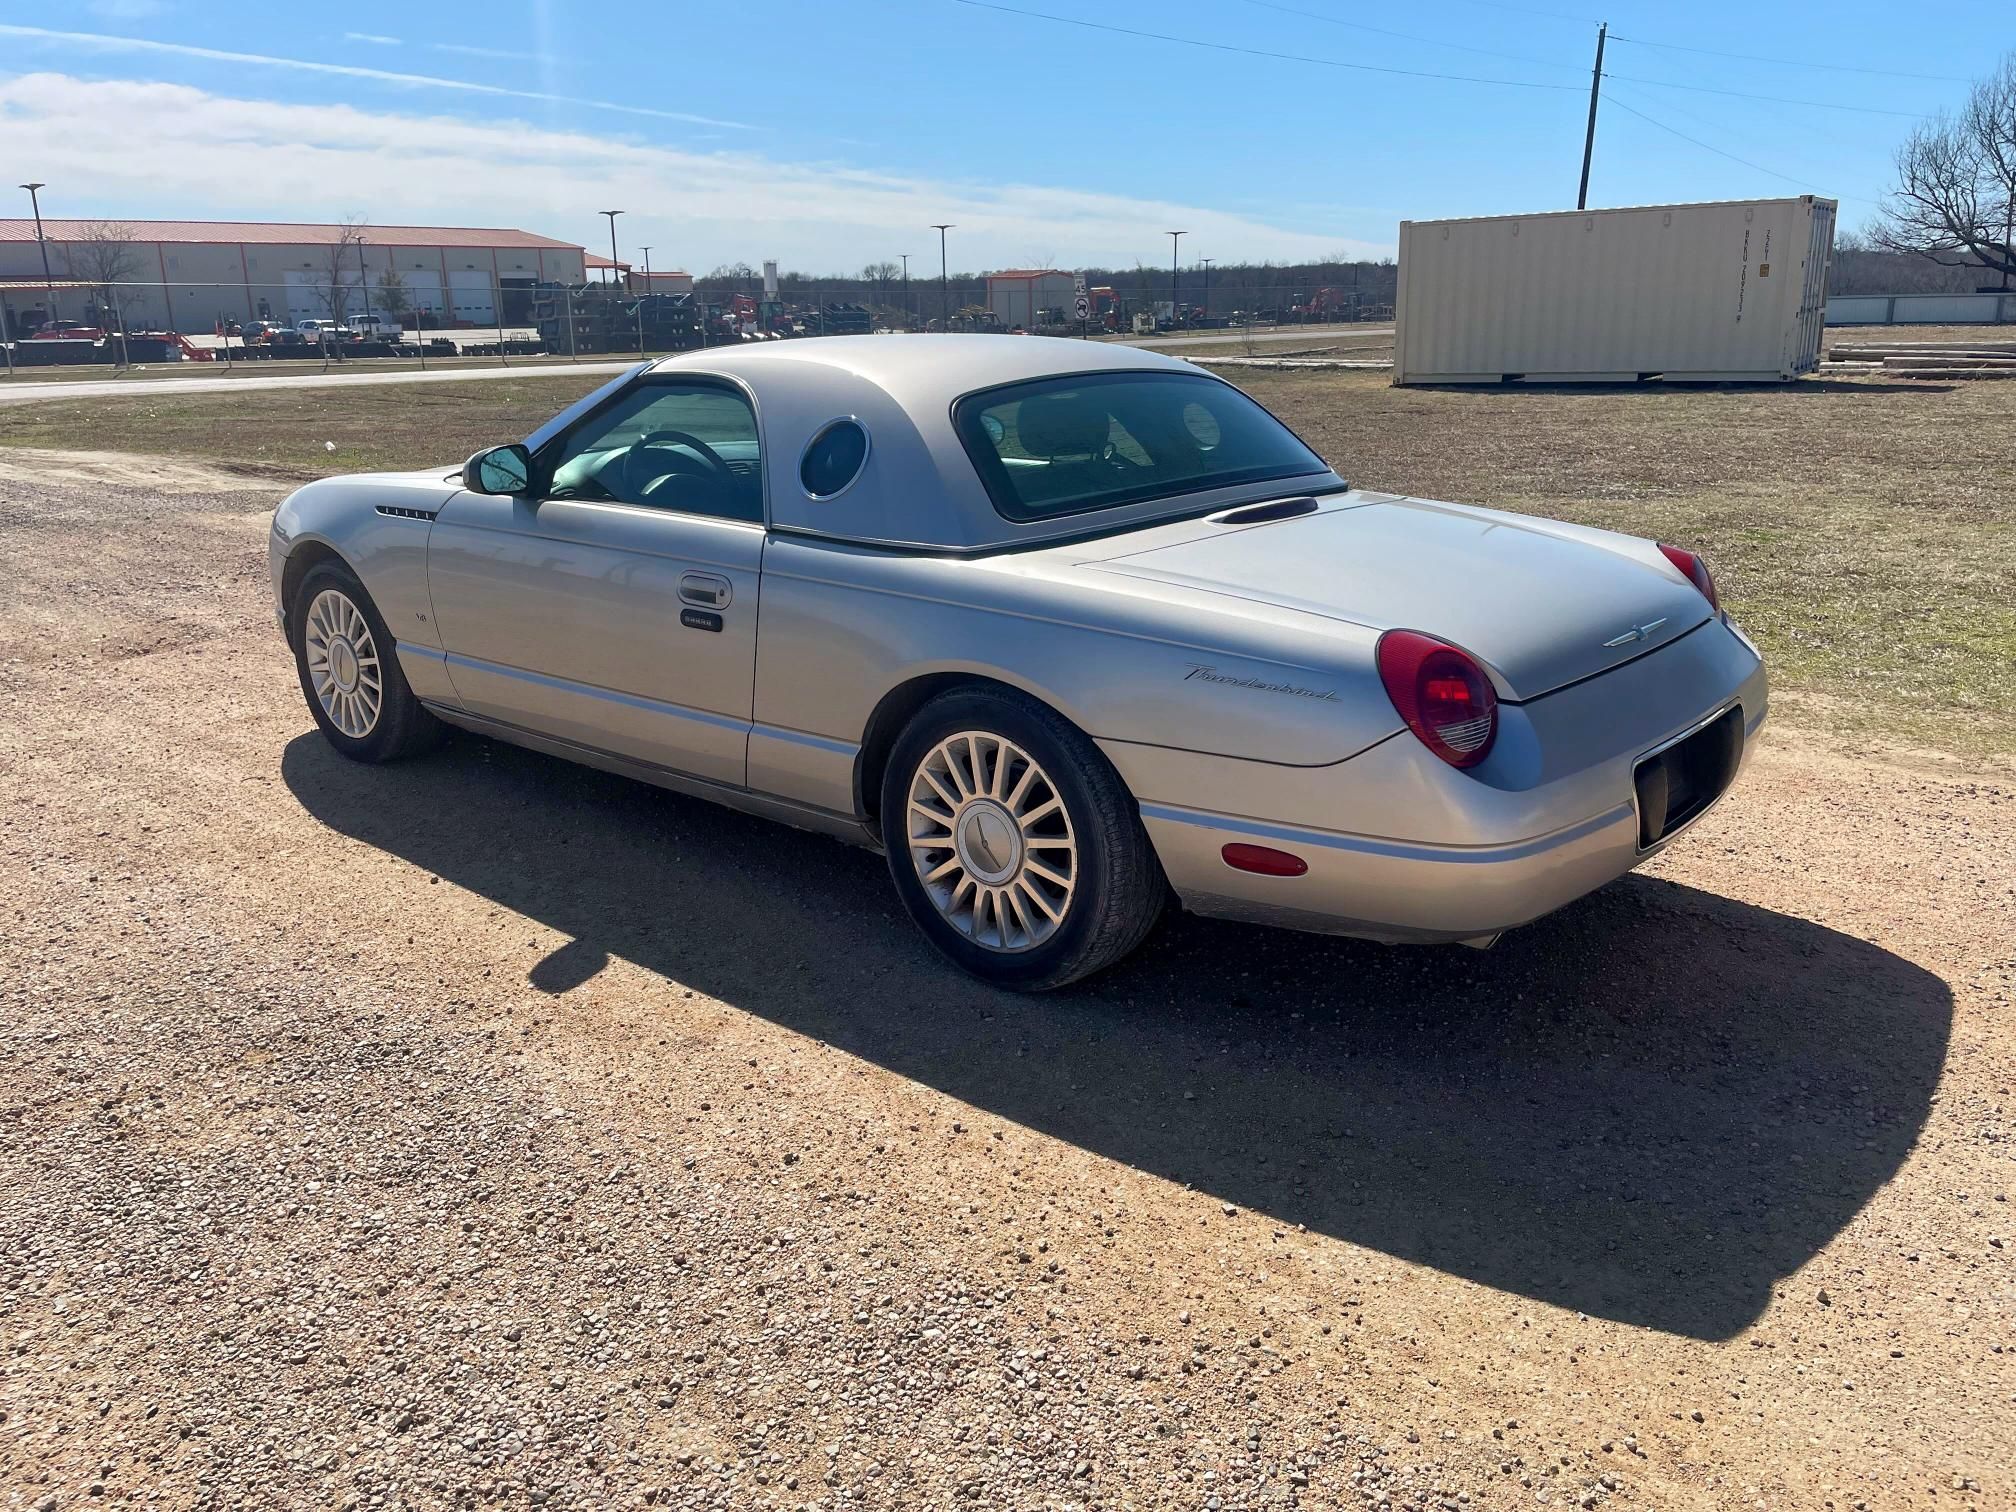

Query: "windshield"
<box><xmin>954</xmin><ymin>370</ymin><xmax>1329</xmax><ymax>522</ymax></box>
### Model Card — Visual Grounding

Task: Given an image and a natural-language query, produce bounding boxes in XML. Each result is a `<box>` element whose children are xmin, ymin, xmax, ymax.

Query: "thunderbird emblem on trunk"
<box><xmin>1603</xmin><ymin>617</ymin><xmax>1668</xmax><ymax>648</ymax></box>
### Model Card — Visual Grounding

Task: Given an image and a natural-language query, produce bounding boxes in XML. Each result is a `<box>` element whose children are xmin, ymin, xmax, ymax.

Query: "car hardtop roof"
<box><xmin>644</xmin><ymin>333</ymin><xmax>1196</xmax><ymax>407</ymax></box>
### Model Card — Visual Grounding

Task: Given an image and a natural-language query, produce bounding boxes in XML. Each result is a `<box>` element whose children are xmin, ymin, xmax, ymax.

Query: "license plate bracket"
<box><xmin>1634</xmin><ymin>704</ymin><xmax>1743</xmax><ymax>850</ymax></box>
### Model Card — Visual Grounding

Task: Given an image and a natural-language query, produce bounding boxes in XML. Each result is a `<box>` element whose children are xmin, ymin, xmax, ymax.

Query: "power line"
<box><xmin>1433</xmin><ymin>0</ymin><xmax>1598</xmax><ymax>24</ymax></box>
<box><xmin>1603</xmin><ymin>69</ymin><xmax>1931</xmax><ymax>119</ymax></box>
<box><xmin>1604</xmin><ymin>91</ymin><xmax>1883</xmax><ymax>206</ymax></box>
<box><xmin>1234</xmin><ymin>0</ymin><xmax>1578</xmax><ymax>74</ymax></box>
<box><xmin>1609</xmin><ymin>33</ymin><xmax>1966</xmax><ymax>85</ymax></box>
<box><xmin>949</xmin><ymin>0</ymin><xmax>1582</xmax><ymax>90</ymax></box>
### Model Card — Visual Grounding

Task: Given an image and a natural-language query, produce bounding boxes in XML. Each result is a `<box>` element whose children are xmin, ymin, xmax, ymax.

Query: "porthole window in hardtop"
<box><xmin>800</xmin><ymin>418</ymin><xmax>870</xmax><ymax>499</ymax></box>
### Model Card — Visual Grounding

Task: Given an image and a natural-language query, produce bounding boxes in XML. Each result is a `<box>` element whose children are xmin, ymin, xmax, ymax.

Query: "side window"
<box><xmin>541</xmin><ymin>381</ymin><xmax>762</xmax><ymax>523</ymax></box>
<box><xmin>799</xmin><ymin>419</ymin><xmax>870</xmax><ymax>499</ymax></box>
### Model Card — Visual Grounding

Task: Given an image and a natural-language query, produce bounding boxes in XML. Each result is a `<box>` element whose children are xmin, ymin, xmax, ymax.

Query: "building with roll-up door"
<box><xmin>0</xmin><ymin>218</ymin><xmax>587</xmax><ymax>332</ymax></box>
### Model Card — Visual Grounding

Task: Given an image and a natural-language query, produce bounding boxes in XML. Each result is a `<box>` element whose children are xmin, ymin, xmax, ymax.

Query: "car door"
<box><xmin>425</xmin><ymin>375</ymin><xmax>765</xmax><ymax>788</ymax></box>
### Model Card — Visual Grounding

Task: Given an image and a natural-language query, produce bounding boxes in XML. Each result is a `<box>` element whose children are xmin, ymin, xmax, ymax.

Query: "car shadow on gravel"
<box><xmin>283</xmin><ymin>732</ymin><xmax>1952</xmax><ymax>1342</ymax></box>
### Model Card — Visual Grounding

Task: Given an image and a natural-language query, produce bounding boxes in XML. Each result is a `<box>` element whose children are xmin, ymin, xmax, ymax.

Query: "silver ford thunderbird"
<box><xmin>271</xmin><ymin>336</ymin><xmax>1764</xmax><ymax>988</ymax></box>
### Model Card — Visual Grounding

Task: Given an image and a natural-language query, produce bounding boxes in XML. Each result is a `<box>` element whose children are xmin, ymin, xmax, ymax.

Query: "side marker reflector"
<box><xmin>1221</xmin><ymin>843</ymin><xmax>1309</xmax><ymax>877</ymax></box>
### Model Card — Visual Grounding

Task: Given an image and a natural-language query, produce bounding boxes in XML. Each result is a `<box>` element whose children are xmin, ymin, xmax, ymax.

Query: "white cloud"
<box><xmin>0</xmin><ymin>23</ymin><xmax>753</xmax><ymax>130</ymax></box>
<box><xmin>0</xmin><ymin>72</ymin><xmax>1390</xmax><ymax>271</ymax></box>
<box><xmin>342</xmin><ymin>32</ymin><xmax>403</xmax><ymax>47</ymax></box>
<box><xmin>429</xmin><ymin>42</ymin><xmax>546</xmax><ymax>63</ymax></box>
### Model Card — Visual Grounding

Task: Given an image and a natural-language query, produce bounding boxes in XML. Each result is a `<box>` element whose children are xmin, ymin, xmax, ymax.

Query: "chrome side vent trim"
<box><xmin>374</xmin><ymin>504</ymin><xmax>439</xmax><ymax>521</ymax></box>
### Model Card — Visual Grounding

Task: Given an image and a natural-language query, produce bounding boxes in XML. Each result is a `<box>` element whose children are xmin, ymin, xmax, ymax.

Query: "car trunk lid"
<box><xmin>1085</xmin><ymin>496</ymin><xmax>1711</xmax><ymax>700</ymax></box>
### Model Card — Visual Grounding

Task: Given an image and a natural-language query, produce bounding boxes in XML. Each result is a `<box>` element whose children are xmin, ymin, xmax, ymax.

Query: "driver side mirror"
<box><xmin>462</xmin><ymin>443</ymin><xmax>531</xmax><ymax>496</ymax></box>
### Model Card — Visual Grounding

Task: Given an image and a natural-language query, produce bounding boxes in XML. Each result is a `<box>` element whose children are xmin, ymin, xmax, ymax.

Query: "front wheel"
<box><xmin>290</xmin><ymin>560</ymin><xmax>442</xmax><ymax>763</ymax></box>
<box><xmin>882</xmin><ymin>687</ymin><xmax>1165</xmax><ymax>990</ymax></box>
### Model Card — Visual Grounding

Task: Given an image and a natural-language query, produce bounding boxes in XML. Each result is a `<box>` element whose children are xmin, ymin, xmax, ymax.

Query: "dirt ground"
<box><xmin>1</xmin><ymin>432</ymin><xmax>2013</xmax><ymax>1512</ymax></box>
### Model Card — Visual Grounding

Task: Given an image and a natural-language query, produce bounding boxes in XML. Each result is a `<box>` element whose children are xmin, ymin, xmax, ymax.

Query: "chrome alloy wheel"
<box><xmin>303</xmin><ymin>587</ymin><xmax>384</xmax><ymax>739</ymax></box>
<box><xmin>906</xmin><ymin>731</ymin><xmax>1079</xmax><ymax>952</ymax></box>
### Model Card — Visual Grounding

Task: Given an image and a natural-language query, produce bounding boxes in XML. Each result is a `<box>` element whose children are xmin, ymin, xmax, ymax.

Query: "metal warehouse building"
<box><xmin>0</xmin><ymin>219</ymin><xmax>588</xmax><ymax>332</ymax></box>
<box><xmin>986</xmin><ymin>269</ymin><xmax>1076</xmax><ymax>329</ymax></box>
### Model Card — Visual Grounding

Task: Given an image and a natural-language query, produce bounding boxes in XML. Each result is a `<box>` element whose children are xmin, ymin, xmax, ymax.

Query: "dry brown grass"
<box><xmin>0</xmin><ymin>374</ymin><xmax>610</xmax><ymax>481</ymax></box>
<box><xmin>1</xmin><ymin>362</ymin><xmax>2009</xmax><ymax>757</ymax></box>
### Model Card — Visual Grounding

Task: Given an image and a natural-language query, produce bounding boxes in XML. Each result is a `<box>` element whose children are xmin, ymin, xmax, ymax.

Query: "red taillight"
<box><xmin>1658</xmin><ymin>542</ymin><xmax>1719</xmax><ymax>611</ymax></box>
<box><xmin>1375</xmin><ymin>630</ymin><xmax>1499</xmax><ymax>770</ymax></box>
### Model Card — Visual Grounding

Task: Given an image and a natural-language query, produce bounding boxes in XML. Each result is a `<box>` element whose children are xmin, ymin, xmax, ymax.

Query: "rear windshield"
<box><xmin>953</xmin><ymin>370</ymin><xmax>1329</xmax><ymax>522</ymax></box>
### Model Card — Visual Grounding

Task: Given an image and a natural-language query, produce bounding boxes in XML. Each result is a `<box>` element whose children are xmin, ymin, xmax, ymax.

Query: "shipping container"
<box><xmin>1393</xmin><ymin>196</ymin><xmax>1836</xmax><ymax>385</ymax></box>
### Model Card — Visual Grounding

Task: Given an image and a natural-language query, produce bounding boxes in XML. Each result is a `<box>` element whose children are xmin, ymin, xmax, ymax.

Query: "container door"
<box><xmin>1793</xmin><ymin>201</ymin><xmax>1835</xmax><ymax>374</ymax></box>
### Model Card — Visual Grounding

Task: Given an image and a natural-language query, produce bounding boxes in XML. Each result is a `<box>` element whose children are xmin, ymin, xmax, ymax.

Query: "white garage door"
<box><xmin>447</xmin><ymin>269</ymin><xmax>496</xmax><ymax>324</ymax></box>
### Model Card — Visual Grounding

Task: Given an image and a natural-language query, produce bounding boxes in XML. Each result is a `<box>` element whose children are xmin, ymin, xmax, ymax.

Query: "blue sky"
<box><xmin>0</xmin><ymin>0</ymin><xmax>2007</xmax><ymax>273</ymax></box>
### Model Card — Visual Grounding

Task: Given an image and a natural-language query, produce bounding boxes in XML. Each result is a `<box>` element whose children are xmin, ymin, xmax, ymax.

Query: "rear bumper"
<box><xmin>1131</xmin><ymin>623</ymin><xmax>1767</xmax><ymax>945</ymax></box>
<box><xmin>1142</xmin><ymin>795</ymin><xmax>1649</xmax><ymax>943</ymax></box>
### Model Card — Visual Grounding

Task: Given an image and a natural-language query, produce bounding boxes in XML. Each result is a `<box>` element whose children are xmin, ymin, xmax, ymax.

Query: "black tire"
<box><xmin>289</xmin><ymin>559</ymin><xmax>443</xmax><ymax>763</ymax></box>
<box><xmin>881</xmin><ymin>686</ymin><xmax>1165</xmax><ymax>991</ymax></box>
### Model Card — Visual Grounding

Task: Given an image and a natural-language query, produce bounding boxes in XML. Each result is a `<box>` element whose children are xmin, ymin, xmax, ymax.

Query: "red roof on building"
<box><xmin>0</xmin><ymin>219</ymin><xmax>582</xmax><ymax>250</ymax></box>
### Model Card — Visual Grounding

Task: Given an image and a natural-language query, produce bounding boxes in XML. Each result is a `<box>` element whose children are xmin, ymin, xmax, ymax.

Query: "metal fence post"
<box><xmin>111</xmin><ymin>284</ymin><xmax>130</xmax><ymax>369</ymax></box>
<box><xmin>566</xmin><ymin>286</ymin><xmax>579</xmax><ymax>362</ymax></box>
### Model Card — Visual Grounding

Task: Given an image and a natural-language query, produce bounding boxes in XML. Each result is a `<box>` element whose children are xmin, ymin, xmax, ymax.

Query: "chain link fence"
<box><xmin>0</xmin><ymin>272</ymin><xmax>1394</xmax><ymax>377</ymax></box>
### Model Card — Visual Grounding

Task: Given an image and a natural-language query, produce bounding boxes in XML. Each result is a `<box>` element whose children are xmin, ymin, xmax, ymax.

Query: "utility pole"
<box><xmin>1577</xmin><ymin>22</ymin><xmax>1607</xmax><ymax>212</ymax></box>
<box><xmin>1199</xmin><ymin>257</ymin><xmax>1213</xmax><ymax>323</ymax></box>
<box><xmin>900</xmin><ymin>253</ymin><xmax>911</xmax><ymax>329</ymax></box>
<box><xmin>1167</xmin><ymin>230</ymin><xmax>1186</xmax><ymax>329</ymax></box>
<box><xmin>931</xmin><ymin>225</ymin><xmax>953</xmax><ymax>329</ymax></box>
<box><xmin>19</xmin><ymin>182</ymin><xmax>57</xmax><ymax>324</ymax></box>
<box><xmin>600</xmin><ymin>209</ymin><xmax>624</xmax><ymax>291</ymax></box>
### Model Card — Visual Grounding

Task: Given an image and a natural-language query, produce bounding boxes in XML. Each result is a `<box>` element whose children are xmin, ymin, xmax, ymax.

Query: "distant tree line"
<box><xmin>693</xmin><ymin>257</ymin><xmax>1399</xmax><ymax>316</ymax></box>
<box><xmin>1829</xmin><ymin>232</ymin><xmax>1995</xmax><ymax>295</ymax></box>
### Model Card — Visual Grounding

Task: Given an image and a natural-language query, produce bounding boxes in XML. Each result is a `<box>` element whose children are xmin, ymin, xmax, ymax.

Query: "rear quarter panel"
<box><xmin>750</xmin><ymin>535</ymin><xmax>1402</xmax><ymax>815</ymax></box>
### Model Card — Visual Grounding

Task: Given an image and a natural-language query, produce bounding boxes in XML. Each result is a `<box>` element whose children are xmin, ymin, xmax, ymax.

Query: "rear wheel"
<box><xmin>882</xmin><ymin>687</ymin><xmax>1164</xmax><ymax>990</ymax></box>
<box><xmin>290</xmin><ymin>560</ymin><xmax>442</xmax><ymax>763</ymax></box>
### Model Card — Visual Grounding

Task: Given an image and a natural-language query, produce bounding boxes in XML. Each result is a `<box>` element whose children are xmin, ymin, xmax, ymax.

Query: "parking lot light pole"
<box><xmin>19</xmin><ymin>182</ymin><xmax>57</xmax><ymax>324</ymax></box>
<box><xmin>600</xmin><ymin>209</ymin><xmax>624</xmax><ymax>292</ymax></box>
<box><xmin>1200</xmin><ymin>257</ymin><xmax>1213</xmax><ymax>322</ymax></box>
<box><xmin>900</xmin><ymin>253</ymin><xmax>911</xmax><ymax>329</ymax></box>
<box><xmin>1167</xmin><ymin>230</ymin><xmax>1186</xmax><ymax>329</ymax></box>
<box><xmin>931</xmin><ymin>225</ymin><xmax>953</xmax><ymax>330</ymax></box>
<box><xmin>358</xmin><ymin>235</ymin><xmax>371</xmax><ymax>324</ymax></box>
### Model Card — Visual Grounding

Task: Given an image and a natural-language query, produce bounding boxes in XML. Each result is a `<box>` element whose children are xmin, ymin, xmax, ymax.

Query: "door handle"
<box><xmin>678</xmin><ymin>572</ymin><xmax>733</xmax><ymax>610</ymax></box>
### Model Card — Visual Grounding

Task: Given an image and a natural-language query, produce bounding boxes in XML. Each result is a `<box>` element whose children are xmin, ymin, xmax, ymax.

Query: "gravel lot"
<box><xmin>1</xmin><ymin>460</ymin><xmax>2011</xmax><ymax>1511</ymax></box>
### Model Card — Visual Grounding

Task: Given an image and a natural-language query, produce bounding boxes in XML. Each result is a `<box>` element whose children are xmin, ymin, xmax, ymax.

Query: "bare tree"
<box><xmin>860</xmin><ymin>260</ymin><xmax>900</xmax><ymax>313</ymax></box>
<box><xmin>374</xmin><ymin>266</ymin><xmax>413</xmax><ymax>325</ymax></box>
<box><xmin>66</xmin><ymin>221</ymin><xmax>142</xmax><ymax>328</ymax></box>
<box><xmin>1876</xmin><ymin>52</ymin><xmax>2016</xmax><ymax>287</ymax></box>
<box><xmin>316</xmin><ymin>216</ymin><xmax>369</xmax><ymax>325</ymax></box>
